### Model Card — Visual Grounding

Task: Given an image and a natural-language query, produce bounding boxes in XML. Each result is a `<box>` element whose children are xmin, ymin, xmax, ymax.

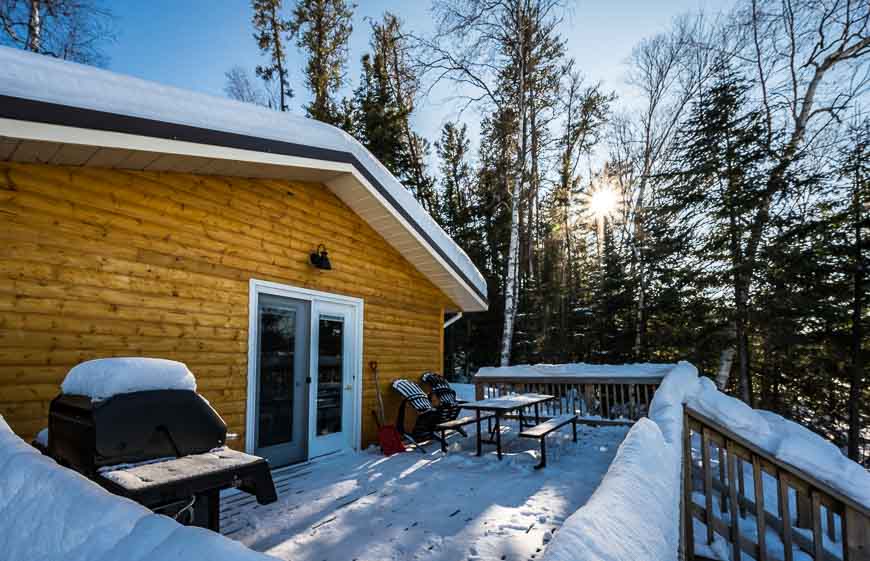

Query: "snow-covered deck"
<box><xmin>223</xmin><ymin>423</ymin><xmax>630</xmax><ymax>561</ymax></box>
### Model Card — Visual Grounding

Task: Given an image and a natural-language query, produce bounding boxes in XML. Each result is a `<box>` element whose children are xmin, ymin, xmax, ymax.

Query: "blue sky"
<box><xmin>105</xmin><ymin>0</ymin><xmax>733</xmax><ymax>155</ymax></box>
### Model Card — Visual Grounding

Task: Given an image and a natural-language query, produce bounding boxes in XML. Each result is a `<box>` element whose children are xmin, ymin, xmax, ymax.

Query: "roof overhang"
<box><xmin>0</xmin><ymin>96</ymin><xmax>488</xmax><ymax>312</ymax></box>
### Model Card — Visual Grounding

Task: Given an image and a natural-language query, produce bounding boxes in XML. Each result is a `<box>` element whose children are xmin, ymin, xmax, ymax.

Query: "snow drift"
<box><xmin>0</xmin><ymin>416</ymin><xmax>274</xmax><ymax>561</ymax></box>
<box><xmin>61</xmin><ymin>357</ymin><xmax>197</xmax><ymax>401</ymax></box>
<box><xmin>542</xmin><ymin>418</ymin><xmax>681</xmax><ymax>561</ymax></box>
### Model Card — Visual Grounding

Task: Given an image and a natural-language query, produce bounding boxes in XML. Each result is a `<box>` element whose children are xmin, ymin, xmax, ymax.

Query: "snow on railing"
<box><xmin>684</xmin><ymin>406</ymin><xmax>870</xmax><ymax>561</ymax></box>
<box><xmin>473</xmin><ymin>362</ymin><xmax>673</xmax><ymax>422</ymax></box>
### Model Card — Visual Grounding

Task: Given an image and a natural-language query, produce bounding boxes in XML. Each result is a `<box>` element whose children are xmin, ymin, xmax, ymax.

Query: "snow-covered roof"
<box><xmin>61</xmin><ymin>357</ymin><xmax>197</xmax><ymax>401</ymax></box>
<box><xmin>0</xmin><ymin>47</ymin><xmax>487</xmax><ymax>311</ymax></box>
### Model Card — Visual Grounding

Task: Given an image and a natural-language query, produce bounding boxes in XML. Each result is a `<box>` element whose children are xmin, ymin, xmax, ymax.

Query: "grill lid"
<box><xmin>49</xmin><ymin>389</ymin><xmax>227</xmax><ymax>474</ymax></box>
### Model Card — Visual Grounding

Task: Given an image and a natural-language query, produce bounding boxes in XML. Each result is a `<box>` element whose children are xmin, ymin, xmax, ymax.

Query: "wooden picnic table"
<box><xmin>461</xmin><ymin>393</ymin><xmax>555</xmax><ymax>460</ymax></box>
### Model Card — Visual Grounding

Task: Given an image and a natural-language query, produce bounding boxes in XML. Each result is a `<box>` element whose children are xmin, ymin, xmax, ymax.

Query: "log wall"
<box><xmin>0</xmin><ymin>162</ymin><xmax>454</xmax><ymax>448</ymax></box>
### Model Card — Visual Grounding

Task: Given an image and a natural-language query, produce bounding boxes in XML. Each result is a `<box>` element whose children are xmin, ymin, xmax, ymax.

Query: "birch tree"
<box><xmin>0</xmin><ymin>0</ymin><xmax>114</xmax><ymax>65</ymax></box>
<box><xmin>417</xmin><ymin>0</ymin><xmax>566</xmax><ymax>365</ymax></box>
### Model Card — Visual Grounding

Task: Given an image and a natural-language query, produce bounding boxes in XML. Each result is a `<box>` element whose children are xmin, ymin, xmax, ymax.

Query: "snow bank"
<box><xmin>0</xmin><ymin>416</ymin><xmax>275</xmax><ymax>561</ymax></box>
<box><xmin>543</xmin><ymin>419</ymin><xmax>680</xmax><ymax>561</ymax></box>
<box><xmin>544</xmin><ymin>361</ymin><xmax>700</xmax><ymax>561</ymax></box>
<box><xmin>61</xmin><ymin>357</ymin><xmax>196</xmax><ymax>401</ymax></box>
<box><xmin>475</xmin><ymin>362</ymin><xmax>675</xmax><ymax>379</ymax></box>
<box><xmin>545</xmin><ymin>359</ymin><xmax>869</xmax><ymax>561</ymax></box>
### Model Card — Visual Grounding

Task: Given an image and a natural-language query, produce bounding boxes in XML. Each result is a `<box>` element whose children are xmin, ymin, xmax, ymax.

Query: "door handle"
<box><xmin>344</xmin><ymin>385</ymin><xmax>352</xmax><ymax>391</ymax></box>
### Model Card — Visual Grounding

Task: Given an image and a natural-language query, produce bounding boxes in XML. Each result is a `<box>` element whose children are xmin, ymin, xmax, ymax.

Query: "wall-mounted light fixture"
<box><xmin>309</xmin><ymin>244</ymin><xmax>332</xmax><ymax>270</ymax></box>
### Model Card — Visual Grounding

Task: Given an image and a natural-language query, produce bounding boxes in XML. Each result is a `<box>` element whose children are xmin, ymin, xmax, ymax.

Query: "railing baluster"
<box><xmin>719</xmin><ymin>444</ymin><xmax>729</xmax><ymax>515</ymax></box>
<box><xmin>702</xmin><ymin>428</ymin><xmax>715</xmax><ymax>546</ymax></box>
<box><xmin>738</xmin><ymin>455</ymin><xmax>747</xmax><ymax>518</ymax></box>
<box><xmin>811</xmin><ymin>490</ymin><xmax>823</xmax><ymax>561</ymax></box>
<box><xmin>779</xmin><ymin>473</ymin><xmax>794</xmax><ymax>561</ymax></box>
<box><xmin>726</xmin><ymin>440</ymin><xmax>741</xmax><ymax>561</ymax></box>
<box><xmin>753</xmin><ymin>455</ymin><xmax>767</xmax><ymax>561</ymax></box>
<box><xmin>826</xmin><ymin>505</ymin><xmax>836</xmax><ymax>542</ymax></box>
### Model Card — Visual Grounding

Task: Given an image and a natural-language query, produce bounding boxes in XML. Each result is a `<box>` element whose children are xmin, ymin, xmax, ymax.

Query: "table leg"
<box><xmin>496</xmin><ymin>414</ymin><xmax>502</xmax><ymax>460</ymax></box>
<box><xmin>476</xmin><ymin>409</ymin><xmax>482</xmax><ymax>457</ymax></box>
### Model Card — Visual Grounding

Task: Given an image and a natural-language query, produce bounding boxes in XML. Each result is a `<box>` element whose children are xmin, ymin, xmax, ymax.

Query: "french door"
<box><xmin>308</xmin><ymin>301</ymin><xmax>357</xmax><ymax>458</ymax></box>
<box><xmin>247</xmin><ymin>280</ymin><xmax>363</xmax><ymax>465</ymax></box>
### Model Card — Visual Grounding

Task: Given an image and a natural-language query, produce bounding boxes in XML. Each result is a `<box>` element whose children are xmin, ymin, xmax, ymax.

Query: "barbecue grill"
<box><xmin>45</xmin><ymin>386</ymin><xmax>277</xmax><ymax>532</ymax></box>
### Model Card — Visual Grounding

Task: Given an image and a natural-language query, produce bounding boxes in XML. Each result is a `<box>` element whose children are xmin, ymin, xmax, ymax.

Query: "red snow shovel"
<box><xmin>370</xmin><ymin>361</ymin><xmax>404</xmax><ymax>455</ymax></box>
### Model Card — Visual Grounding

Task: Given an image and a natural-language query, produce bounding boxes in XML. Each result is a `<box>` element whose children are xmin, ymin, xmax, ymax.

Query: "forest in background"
<box><xmin>1</xmin><ymin>0</ymin><xmax>867</xmax><ymax>464</ymax></box>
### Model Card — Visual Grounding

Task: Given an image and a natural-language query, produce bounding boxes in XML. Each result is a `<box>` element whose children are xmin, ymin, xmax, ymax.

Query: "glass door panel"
<box><xmin>308</xmin><ymin>301</ymin><xmax>356</xmax><ymax>457</ymax></box>
<box><xmin>254</xmin><ymin>294</ymin><xmax>308</xmax><ymax>466</ymax></box>
<box><xmin>315</xmin><ymin>315</ymin><xmax>344</xmax><ymax>436</ymax></box>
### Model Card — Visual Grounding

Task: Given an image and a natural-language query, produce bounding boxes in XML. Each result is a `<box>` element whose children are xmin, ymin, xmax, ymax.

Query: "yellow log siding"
<box><xmin>0</xmin><ymin>162</ymin><xmax>455</xmax><ymax>447</ymax></box>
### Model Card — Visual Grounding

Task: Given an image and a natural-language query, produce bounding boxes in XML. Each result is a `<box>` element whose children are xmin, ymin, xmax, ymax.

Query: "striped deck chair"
<box><xmin>391</xmin><ymin>379</ymin><xmax>443</xmax><ymax>452</ymax></box>
<box><xmin>421</xmin><ymin>372</ymin><xmax>467</xmax><ymax>434</ymax></box>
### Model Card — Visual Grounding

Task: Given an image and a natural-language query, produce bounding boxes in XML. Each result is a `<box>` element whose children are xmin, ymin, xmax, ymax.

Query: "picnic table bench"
<box><xmin>519</xmin><ymin>413</ymin><xmax>578</xmax><ymax>469</ymax></box>
<box><xmin>435</xmin><ymin>414</ymin><xmax>494</xmax><ymax>452</ymax></box>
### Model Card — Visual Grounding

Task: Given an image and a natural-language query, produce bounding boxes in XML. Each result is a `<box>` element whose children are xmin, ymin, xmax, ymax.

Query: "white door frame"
<box><xmin>246</xmin><ymin>278</ymin><xmax>364</xmax><ymax>458</ymax></box>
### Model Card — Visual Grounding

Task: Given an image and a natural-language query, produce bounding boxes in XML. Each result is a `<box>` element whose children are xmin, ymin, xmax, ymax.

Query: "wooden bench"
<box><xmin>436</xmin><ymin>414</ymin><xmax>494</xmax><ymax>453</ymax></box>
<box><xmin>519</xmin><ymin>413</ymin><xmax>578</xmax><ymax>469</ymax></box>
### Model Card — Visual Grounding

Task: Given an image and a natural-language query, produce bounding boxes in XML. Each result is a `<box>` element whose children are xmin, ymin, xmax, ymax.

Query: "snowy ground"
<box><xmin>228</xmin><ymin>422</ymin><xmax>630</xmax><ymax>561</ymax></box>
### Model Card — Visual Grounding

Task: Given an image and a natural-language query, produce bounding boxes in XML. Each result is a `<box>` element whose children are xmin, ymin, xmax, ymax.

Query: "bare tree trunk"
<box><xmin>26</xmin><ymin>0</ymin><xmax>41</xmax><ymax>52</ymax></box>
<box><xmin>499</xmin><ymin>1</ymin><xmax>528</xmax><ymax>367</ymax></box>
<box><xmin>848</xmin><ymin>156</ymin><xmax>865</xmax><ymax>461</ymax></box>
<box><xmin>734</xmin><ymin>280</ymin><xmax>753</xmax><ymax>404</ymax></box>
<box><xmin>717</xmin><ymin>347</ymin><xmax>736</xmax><ymax>390</ymax></box>
<box><xmin>272</xmin><ymin>6</ymin><xmax>288</xmax><ymax>112</ymax></box>
<box><xmin>501</xmin><ymin>173</ymin><xmax>522</xmax><ymax>366</ymax></box>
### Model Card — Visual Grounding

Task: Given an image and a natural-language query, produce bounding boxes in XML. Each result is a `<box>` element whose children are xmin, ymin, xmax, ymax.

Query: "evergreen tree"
<box><xmin>343</xmin><ymin>15</ymin><xmax>437</xmax><ymax>211</ymax></box>
<box><xmin>289</xmin><ymin>0</ymin><xmax>354</xmax><ymax>124</ymax></box>
<box><xmin>661</xmin><ymin>60</ymin><xmax>770</xmax><ymax>401</ymax></box>
<box><xmin>435</xmin><ymin>122</ymin><xmax>472</xmax><ymax>239</ymax></box>
<box><xmin>370</xmin><ymin>13</ymin><xmax>437</xmax><ymax>213</ymax></box>
<box><xmin>252</xmin><ymin>0</ymin><xmax>293</xmax><ymax>112</ymax></box>
<box><xmin>349</xmin><ymin>52</ymin><xmax>405</xmax><ymax>175</ymax></box>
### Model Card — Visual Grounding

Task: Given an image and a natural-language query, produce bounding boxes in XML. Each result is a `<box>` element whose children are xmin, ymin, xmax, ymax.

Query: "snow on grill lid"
<box><xmin>61</xmin><ymin>358</ymin><xmax>197</xmax><ymax>401</ymax></box>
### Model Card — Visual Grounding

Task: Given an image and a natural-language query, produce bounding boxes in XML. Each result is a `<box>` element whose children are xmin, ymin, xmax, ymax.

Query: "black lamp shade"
<box><xmin>310</xmin><ymin>246</ymin><xmax>332</xmax><ymax>270</ymax></box>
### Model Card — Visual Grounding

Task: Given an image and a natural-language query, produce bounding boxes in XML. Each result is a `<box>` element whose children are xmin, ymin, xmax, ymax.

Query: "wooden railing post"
<box><xmin>683</xmin><ymin>405</ymin><xmax>695</xmax><ymax>561</ymax></box>
<box><xmin>845</xmin><ymin>506</ymin><xmax>870</xmax><ymax>561</ymax></box>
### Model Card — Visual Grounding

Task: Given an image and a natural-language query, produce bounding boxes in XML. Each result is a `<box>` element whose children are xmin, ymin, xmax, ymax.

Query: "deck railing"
<box><xmin>472</xmin><ymin>375</ymin><xmax>663</xmax><ymax>422</ymax></box>
<box><xmin>683</xmin><ymin>405</ymin><xmax>870</xmax><ymax>561</ymax></box>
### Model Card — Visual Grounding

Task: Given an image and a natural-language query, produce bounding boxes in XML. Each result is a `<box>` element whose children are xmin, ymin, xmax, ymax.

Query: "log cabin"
<box><xmin>0</xmin><ymin>47</ymin><xmax>487</xmax><ymax>466</ymax></box>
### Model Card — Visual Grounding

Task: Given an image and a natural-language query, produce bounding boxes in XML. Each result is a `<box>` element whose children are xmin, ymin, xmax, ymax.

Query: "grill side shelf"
<box><xmin>96</xmin><ymin>449</ymin><xmax>277</xmax><ymax>509</ymax></box>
